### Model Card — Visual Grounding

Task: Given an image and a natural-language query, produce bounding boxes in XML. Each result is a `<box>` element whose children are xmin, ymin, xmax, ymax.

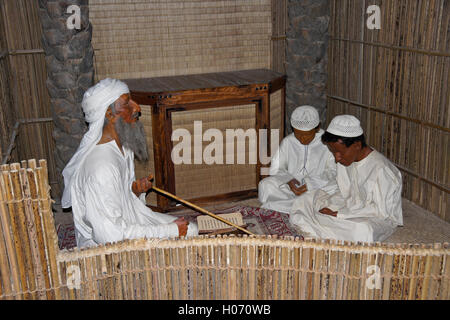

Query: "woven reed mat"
<box><xmin>56</xmin><ymin>205</ymin><xmax>302</xmax><ymax>250</ymax></box>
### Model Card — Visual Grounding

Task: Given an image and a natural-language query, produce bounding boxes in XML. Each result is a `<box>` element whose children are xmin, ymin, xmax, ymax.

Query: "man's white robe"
<box><xmin>258</xmin><ymin>129</ymin><xmax>337</xmax><ymax>213</ymax></box>
<box><xmin>70</xmin><ymin>140</ymin><xmax>198</xmax><ymax>248</ymax></box>
<box><xmin>289</xmin><ymin>149</ymin><xmax>403</xmax><ymax>243</ymax></box>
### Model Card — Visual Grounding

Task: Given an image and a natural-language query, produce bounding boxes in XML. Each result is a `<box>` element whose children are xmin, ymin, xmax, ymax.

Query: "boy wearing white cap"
<box><xmin>258</xmin><ymin>106</ymin><xmax>337</xmax><ymax>213</ymax></box>
<box><xmin>289</xmin><ymin>115</ymin><xmax>403</xmax><ymax>242</ymax></box>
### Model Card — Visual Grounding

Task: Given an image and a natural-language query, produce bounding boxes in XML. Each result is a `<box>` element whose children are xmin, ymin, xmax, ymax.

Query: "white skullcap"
<box><xmin>326</xmin><ymin>115</ymin><xmax>364</xmax><ymax>137</ymax></box>
<box><xmin>82</xmin><ymin>78</ymin><xmax>129</xmax><ymax>123</ymax></box>
<box><xmin>290</xmin><ymin>105</ymin><xmax>320</xmax><ymax>131</ymax></box>
<box><xmin>61</xmin><ymin>78</ymin><xmax>130</xmax><ymax>208</ymax></box>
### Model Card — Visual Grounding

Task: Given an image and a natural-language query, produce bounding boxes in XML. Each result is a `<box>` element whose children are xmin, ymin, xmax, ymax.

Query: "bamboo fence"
<box><xmin>0</xmin><ymin>159</ymin><xmax>449</xmax><ymax>300</ymax></box>
<box><xmin>0</xmin><ymin>0</ymin><xmax>59</xmax><ymax>197</ymax></box>
<box><xmin>327</xmin><ymin>0</ymin><xmax>449</xmax><ymax>222</ymax></box>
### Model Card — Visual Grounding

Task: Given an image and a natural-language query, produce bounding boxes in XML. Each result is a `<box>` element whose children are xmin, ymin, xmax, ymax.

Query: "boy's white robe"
<box><xmin>258</xmin><ymin>130</ymin><xmax>337</xmax><ymax>213</ymax></box>
<box><xmin>289</xmin><ymin>149</ymin><xmax>403</xmax><ymax>243</ymax></box>
<box><xmin>70</xmin><ymin>140</ymin><xmax>198</xmax><ymax>248</ymax></box>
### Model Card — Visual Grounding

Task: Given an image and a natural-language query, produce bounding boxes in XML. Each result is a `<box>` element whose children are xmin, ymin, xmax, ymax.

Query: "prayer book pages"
<box><xmin>197</xmin><ymin>212</ymin><xmax>244</xmax><ymax>234</ymax></box>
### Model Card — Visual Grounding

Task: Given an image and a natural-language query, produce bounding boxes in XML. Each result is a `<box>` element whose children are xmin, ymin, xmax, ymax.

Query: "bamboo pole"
<box><xmin>421</xmin><ymin>254</ymin><xmax>433</xmax><ymax>299</ymax></box>
<box><xmin>228</xmin><ymin>238</ymin><xmax>237</xmax><ymax>300</ymax></box>
<box><xmin>319</xmin><ymin>241</ymin><xmax>329</xmax><ymax>300</ymax></box>
<box><xmin>84</xmin><ymin>255</ymin><xmax>95</xmax><ymax>300</ymax></box>
<box><xmin>36</xmin><ymin>160</ymin><xmax>60</xmax><ymax>299</ymax></box>
<box><xmin>171</xmin><ymin>246</ymin><xmax>180</xmax><ymax>299</ymax></box>
<box><xmin>240</xmin><ymin>239</ymin><xmax>248</xmax><ymax>300</ymax></box>
<box><xmin>248</xmin><ymin>240</ymin><xmax>256</xmax><ymax>300</ymax></box>
<box><xmin>281</xmin><ymin>245</ymin><xmax>288</xmax><ymax>299</ymax></box>
<box><xmin>328</xmin><ymin>247</ymin><xmax>337</xmax><ymax>300</ymax></box>
<box><xmin>313</xmin><ymin>246</ymin><xmax>321</xmax><ymax>300</ymax></box>
<box><xmin>0</xmin><ymin>166</ymin><xmax>22</xmax><ymax>299</ymax></box>
<box><xmin>0</xmin><ymin>173</ymin><xmax>13</xmax><ymax>299</ymax></box>
<box><xmin>220</xmin><ymin>239</ymin><xmax>227</xmax><ymax>299</ymax></box>
<box><xmin>208</xmin><ymin>242</ymin><xmax>215</xmax><ymax>299</ymax></box>
<box><xmin>440</xmin><ymin>247</ymin><xmax>449</xmax><ymax>300</ymax></box>
<box><xmin>19</xmin><ymin>168</ymin><xmax>46</xmax><ymax>299</ymax></box>
<box><xmin>335</xmin><ymin>243</ymin><xmax>345</xmax><ymax>299</ymax></box>
<box><xmin>179</xmin><ymin>245</ymin><xmax>188</xmax><ymax>300</ymax></box>
<box><xmin>2</xmin><ymin>168</ymin><xmax>30</xmax><ymax>299</ymax></box>
<box><xmin>270</xmin><ymin>243</ymin><xmax>277</xmax><ymax>299</ymax></box>
<box><xmin>299</xmin><ymin>244</ymin><xmax>309</xmax><ymax>299</ymax></box>
<box><xmin>142</xmin><ymin>249</ymin><xmax>152</xmax><ymax>299</ymax></box>
<box><xmin>151</xmin><ymin>186</ymin><xmax>255</xmax><ymax>235</ymax></box>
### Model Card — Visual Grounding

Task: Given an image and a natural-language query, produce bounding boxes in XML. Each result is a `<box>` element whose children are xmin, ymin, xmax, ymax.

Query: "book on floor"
<box><xmin>197</xmin><ymin>212</ymin><xmax>246</xmax><ymax>235</ymax></box>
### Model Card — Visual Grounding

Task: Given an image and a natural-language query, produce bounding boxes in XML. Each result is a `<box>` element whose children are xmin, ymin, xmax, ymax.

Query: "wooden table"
<box><xmin>123</xmin><ymin>69</ymin><xmax>286</xmax><ymax>212</ymax></box>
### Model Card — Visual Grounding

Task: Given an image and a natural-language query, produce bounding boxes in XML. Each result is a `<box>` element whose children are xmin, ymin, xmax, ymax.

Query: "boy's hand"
<box><xmin>319</xmin><ymin>208</ymin><xmax>338</xmax><ymax>217</ymax></box>
<box><xmin>288</xmin><ymin>179</ymin><xmax>308</xmax><ymax>196</ymax></box>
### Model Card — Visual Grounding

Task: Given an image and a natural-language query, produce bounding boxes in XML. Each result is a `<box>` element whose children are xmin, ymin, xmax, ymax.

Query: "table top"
<box><xmin>122</xmin><ymin>69</ymin><xmax>285</xmax><ymax>93</ymax></box>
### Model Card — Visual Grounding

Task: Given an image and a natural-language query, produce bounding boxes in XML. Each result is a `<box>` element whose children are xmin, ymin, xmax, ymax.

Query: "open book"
<box><xmin>197</xmin><ymin>212</ymin><xmax>246</xmax><ymax>235</ymax></box>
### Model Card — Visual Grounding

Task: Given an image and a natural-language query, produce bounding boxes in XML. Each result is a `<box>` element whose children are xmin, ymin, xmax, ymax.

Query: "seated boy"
<box><xmin>258</xmin><ymin>105</ymin><xmax>337</xmax><ymax>213</ymax></box>
<box><xmin>289</xmin><ymin>115</ymin><xmax>403</xmax><ymax>242</ymax></box>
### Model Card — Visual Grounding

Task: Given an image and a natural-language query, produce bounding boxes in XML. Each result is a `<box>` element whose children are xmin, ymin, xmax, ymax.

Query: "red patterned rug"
<box><xmin>213</xmin><ymin>205</ymin><xmax>302</xmax><ymax>237</ymax></box>
<box><xmin>56</xmin><ymin>223</ymin><xmax>77</xmax><ymax>250</ymax></box>
<box><xmin>56</xmin><ymin>206</ymin><xmax>302</xmax><ymax>250</ymax></box>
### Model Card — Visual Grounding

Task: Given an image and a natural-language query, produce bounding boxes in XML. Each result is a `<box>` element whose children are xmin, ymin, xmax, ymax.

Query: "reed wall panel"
<box><xmin>89</xmin><ymin>0</ymin><xmax>273</xmax><ymax>80</ymax></box>
<box><xmin>0</xmin><ymin>0</ymin><xmax>59</xmax><ymax>196</ymax></box>
<box><xmin>0</xmin><ymin>56</ymin><xmax>15</xmax><ymax>161</ymax></box>
<box><xmin>328</xmin><ymin>0</ymin><xmax>449</xmax><ymax>222</ymax></box>
<box><xmin>271</xmin><ymin>0</ymin><xmax>286</xmax><ymax>73</ymax></box>
<box><xmin>0</xmin><ymin>0</ymin><xmax>16</xmax><ymax>162</ymax></box>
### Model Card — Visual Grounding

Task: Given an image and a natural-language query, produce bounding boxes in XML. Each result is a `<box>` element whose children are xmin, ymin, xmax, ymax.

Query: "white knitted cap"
<box><xmin>290</xmin><ymin>105</ymin><xmax>320</xmax><ymax>131</ymax></box>
<box><xmin>326</xmin><ymin>115</ymin><xmax>364</xmax><ymax>137</ymax></box>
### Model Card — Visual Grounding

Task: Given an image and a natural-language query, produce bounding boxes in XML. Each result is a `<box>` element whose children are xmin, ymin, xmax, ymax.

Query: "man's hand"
<box><xmin>319</xmin><ymin>208</ymin><xmax>338</xmax><ymax>217</ymax></box>
<box><xmin>174</xmin><ymin>217</ymin><xmax>189</xmax><ymax>237</ymax></box>
<box><xmin>132</xmin><ymin>174</ymin><xmax>153</xmax><ymax>197</ymax></box>
<box><xmin>288</xmin><ymin>179</ymin><xmax>308</xmax><ymax>196</ymax></box>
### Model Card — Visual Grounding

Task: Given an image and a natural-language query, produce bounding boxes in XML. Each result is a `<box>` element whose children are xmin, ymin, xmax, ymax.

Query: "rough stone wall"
<box><xmin>38</xmin><ymin>0</ymin><xmax>94</xmax><ymax>198</ymax></box>
<box><xmin>285</xmin><ymin>0</ymin><xmax>330</xmax><ymax>133</ymax></box>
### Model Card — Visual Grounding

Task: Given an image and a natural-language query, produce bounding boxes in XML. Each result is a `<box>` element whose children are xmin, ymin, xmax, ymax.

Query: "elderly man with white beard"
<box><xmin>62</xmin><ymin>78</ymin><xmax>197</xmax><ymax>248</ymax></box>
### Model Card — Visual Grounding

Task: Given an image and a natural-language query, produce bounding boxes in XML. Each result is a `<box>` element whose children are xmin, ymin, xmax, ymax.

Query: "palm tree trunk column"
<box><xmin>38</xmin><ymin>0</ymin><xmax>94</xmax><ymax>200</ymax></box>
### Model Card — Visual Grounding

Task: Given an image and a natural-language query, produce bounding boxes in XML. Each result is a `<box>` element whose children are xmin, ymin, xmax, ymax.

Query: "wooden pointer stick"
<box><xmin>151</xmin><ymin>186</ymin><xmax>255</xmax><ymax>236</ymax></box>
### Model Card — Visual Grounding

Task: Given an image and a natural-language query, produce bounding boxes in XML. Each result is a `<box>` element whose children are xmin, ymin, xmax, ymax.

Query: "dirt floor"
<box><xmin>53</xmin><ymin>197</ymin><xmax>450</xmax><ymax>244</ymax></box>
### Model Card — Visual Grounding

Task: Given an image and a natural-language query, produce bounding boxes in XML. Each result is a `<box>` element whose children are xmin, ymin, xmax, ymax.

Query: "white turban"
<box><xmin>290</xmin><ymin>105</ymin><xmax>320</xmax><ymax>131</ymax></box>
<box><xmin>61</xmin><ymin>78</ymin><xmax>130</xmax><ymax>208</ymax></box>
<box><xmin>326</xmin><ymin>115</ymin><xmax>364</xmax><ymax>138</ymax></box>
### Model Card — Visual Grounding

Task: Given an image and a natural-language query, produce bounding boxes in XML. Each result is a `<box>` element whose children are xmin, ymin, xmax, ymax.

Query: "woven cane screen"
<box><xmin>171</xmin><ymin>104</ymin><xmax>257</xmax><ymax>200</ymax></box>
<box><xmin>89</xmin><ymin>0</ymin><xmax>272</xmax><ymax>80</ymax></box>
